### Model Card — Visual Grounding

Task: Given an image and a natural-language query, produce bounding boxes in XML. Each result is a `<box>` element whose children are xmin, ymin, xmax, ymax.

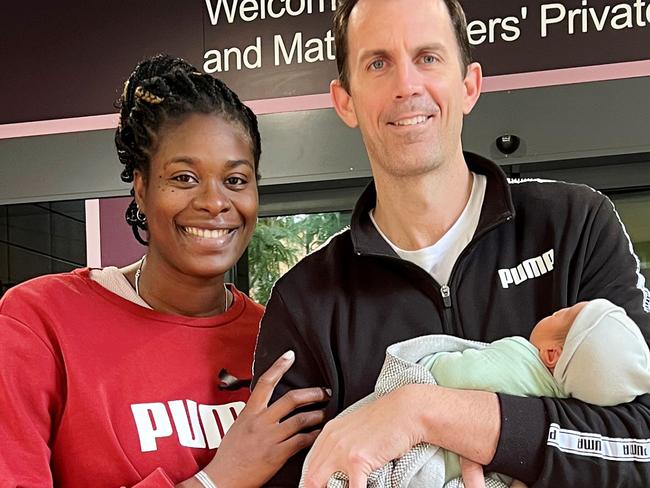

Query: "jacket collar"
<box><xmin>350</xmin><ymin>152</ymin><xmax>515</xmax><ymax>257</ymax></box>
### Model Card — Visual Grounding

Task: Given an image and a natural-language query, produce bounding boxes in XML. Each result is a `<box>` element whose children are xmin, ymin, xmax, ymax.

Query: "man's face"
<box><xmin>332</xmin><ymin>0</ymin><xmax>481</xmax><ymax>178</ymax></box>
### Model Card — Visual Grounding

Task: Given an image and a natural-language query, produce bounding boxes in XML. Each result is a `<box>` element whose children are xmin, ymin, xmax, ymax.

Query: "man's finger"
<box><xmin>248</xmin><ymin>350</ymin><xmax>295</xmax><ymax>409</ymax></box>
<box><xmin>348</xmin><ymin>470</ymin><xmax>368</xmax><ymax>488</ymax></box>
<box><xmin>303</xmin><ymin>462</ymin><xmax>330</xmax><ymax>488</ymax></box>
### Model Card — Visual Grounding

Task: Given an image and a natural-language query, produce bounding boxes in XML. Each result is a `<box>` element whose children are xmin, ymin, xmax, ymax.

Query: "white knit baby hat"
<box><xmin>554</xmin><ymin>298</ymin><xmax>650</xmax><ymax>406</ymax></box>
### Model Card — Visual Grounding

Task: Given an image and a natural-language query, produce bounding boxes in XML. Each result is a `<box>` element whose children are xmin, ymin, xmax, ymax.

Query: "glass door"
<box><xmin>238</xmin><ymin>185</ymin><xmax>650</xmax><ymax>305</ymax></box>
<box><xmin>609</xmin><ymin>191</ymin><xmax>650</xmax><ymax>284</ymax></box>
<box><xmin>245</xmin><ymin>211</ymin><xmax>351</xmax><ymax>305</ymax></box>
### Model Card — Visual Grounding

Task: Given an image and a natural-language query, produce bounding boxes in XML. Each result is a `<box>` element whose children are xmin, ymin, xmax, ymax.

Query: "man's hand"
<box><xmin>302</xmin><ymin>384</ymin><xmax>501</xmax><ymax>488</ymax></box>
<box><xmin>302</xmin><ymin>385</ymin><xmax>423</xmax><ymax>488</ymax></box>
<box><xmin>460</xmin><ymin>456</ymin><xmax>486</xmax><ymax>488</ymax></box>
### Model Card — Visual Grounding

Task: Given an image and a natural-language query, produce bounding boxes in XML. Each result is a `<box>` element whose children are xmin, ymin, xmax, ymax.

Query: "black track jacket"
<box><xmin>253</xmin><ymin>152</ymin><xmax>650</xmax><ymax>487</ymax></box>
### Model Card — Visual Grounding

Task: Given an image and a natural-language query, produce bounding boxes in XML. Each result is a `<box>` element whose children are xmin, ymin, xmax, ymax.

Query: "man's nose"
<box><xmin>393</xmin><ymin>59</ymin><xmax>424</xmax><ymax>100</ymax></box>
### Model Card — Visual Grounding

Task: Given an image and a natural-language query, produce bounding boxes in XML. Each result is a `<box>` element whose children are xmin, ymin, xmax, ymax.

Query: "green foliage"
<box><xmin>248</xmin><ymin>212</ymin><xmax>350</xmax><ymax>305</ymax></box>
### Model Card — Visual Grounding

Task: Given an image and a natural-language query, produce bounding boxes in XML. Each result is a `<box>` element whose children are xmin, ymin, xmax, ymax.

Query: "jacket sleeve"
<box><xmin>488</xmin><ymin>194</ymin><xmax>650</xmax><ymax>486</ymax></box>
<box><xmin>0</xmin><ymin>314</ymin><xmax>64</xmax><ymax>486</ymax></box>
<box><xmin>252</xmin><ymin>286</ymin><xmax>335</xmax><ymax>487</ymax></box>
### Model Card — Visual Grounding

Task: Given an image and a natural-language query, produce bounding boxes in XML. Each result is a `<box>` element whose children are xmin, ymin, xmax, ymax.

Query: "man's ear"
<box><xmin>133</xmin><ymin>169</ymin><xmax>147</xmax><ymax>214</ymax></box>
<box><xmin>330</xmin><ymin>79</ymin><xmax>359</xmax><ymax>128</ymax></box>
<box><xmin>540</xmin><ymin>345</ymin><xmax>563</xmax><ymax>371</ymax></box>
<box><xmin>462</xmin><ymin>62</ymin><xmax>483</xmax><ymax>115</ymax></box>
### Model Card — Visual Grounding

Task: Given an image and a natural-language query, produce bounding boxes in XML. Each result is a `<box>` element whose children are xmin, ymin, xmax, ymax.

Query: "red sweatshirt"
<box><xmin>0</xmin><ymin>268</ymin><xmax>263</xmax><ymax>487</ymax></box>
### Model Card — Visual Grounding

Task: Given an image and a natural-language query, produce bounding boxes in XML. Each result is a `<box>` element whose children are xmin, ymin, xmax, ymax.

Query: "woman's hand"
<box><xmin>192</xmin><ymin>350</ymin><xmax>329</xmax><ymax>488</ymax></box>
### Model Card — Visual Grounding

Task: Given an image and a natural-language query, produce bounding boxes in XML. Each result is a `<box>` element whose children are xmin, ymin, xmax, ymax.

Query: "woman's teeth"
<box><xmin>184</xmin><ymin>227</ymin><xmax>230</xmax><ymax>238</ymax></box>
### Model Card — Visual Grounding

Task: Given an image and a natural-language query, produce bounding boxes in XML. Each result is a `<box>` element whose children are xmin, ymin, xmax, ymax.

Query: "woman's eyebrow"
<box><xmin>224</xmin><ymin>159</ymin><xmax>254</xmax><ymax>170</ymax></box>
<box><xmin>164</xmin><ymin>156</ymin><xmax>197</xmax><ymax>168</ymax></box>
<box><xmin>163</xmin><ymin>157</ymin><xmax>253</xmax><ymax>170</ymax></box>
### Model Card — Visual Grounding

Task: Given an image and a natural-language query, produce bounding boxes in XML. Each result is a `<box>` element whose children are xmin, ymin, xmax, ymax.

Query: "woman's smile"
<box><xmin>180</xmin><ymin>224</ymin><xmax>239</xmax><ymax>249</ymax></box>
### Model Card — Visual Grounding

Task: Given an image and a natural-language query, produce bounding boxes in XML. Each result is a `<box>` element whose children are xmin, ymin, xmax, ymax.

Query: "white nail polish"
<box><xmin>282</xmin><ymin>350</ymin><xmax>295</xmax><ymax>361</ymax></box>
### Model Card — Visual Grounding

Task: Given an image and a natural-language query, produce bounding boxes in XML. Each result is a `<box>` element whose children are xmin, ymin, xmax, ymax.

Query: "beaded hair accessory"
<box><xmin>121</xmin><ymin>80</ymin><xmax>130</xmax><ymax>100</ymax></box>
<box><xmin>134</xmin><ymin>85</ymin><xmax>164</xmax><ymax>105</ymax></box>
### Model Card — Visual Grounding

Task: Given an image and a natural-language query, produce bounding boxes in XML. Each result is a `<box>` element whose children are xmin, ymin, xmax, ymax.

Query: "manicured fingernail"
<box><xmin>324</xmin><ymin>388</ymin><xmax>332</xmax><ymax>396</ymax></box>
<box><xmin>282</xmin><ymin>350</ymin><xmax>295</xmax><ymax>361</ymax></box>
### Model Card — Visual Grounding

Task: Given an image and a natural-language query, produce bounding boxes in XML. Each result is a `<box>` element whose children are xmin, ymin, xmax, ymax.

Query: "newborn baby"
<box><xmin>420</xmin><ymin>298</ymin><xmax>650</xmax><ymax>487</ymax></box>
<box><xmin>303</xmin><ymin>299</ymin><xmax>650</xmax><ymax>488</ymax></box>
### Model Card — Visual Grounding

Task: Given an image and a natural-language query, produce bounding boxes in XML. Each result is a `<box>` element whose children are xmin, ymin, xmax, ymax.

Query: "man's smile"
<box><xmin>389</xmin><ymin>114</ymin><xmax>432</xmax><ymax>127</ymax></box>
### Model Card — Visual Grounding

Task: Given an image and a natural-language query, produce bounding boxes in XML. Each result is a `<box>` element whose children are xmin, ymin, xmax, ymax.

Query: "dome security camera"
<box><xmin>496</xmin><ymin>134</ymin><xmax>521</xmax><ymax>155</ymax></box>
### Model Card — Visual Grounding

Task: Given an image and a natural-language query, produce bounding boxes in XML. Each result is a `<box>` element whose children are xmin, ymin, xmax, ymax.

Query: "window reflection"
<box><xmin>0</xmin><ymin>201</ymin><xmax>86</xmax><ymax>296</ymax></box>
<box><xmin>247</xmin><ymin>212</ymin><xmax>351</xmax><ymax>305</ymax></box>
<box><xmin>610</xmin><ymin>192</ymin><xmax>650</xmax><ymax>284</ymax></box>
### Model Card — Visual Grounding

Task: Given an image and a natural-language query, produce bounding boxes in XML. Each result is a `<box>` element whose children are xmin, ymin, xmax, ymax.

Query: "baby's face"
<box><xmin>530</xmin><ymin>302</ymin><xmax>588</xmax><ymax>352</ymax></box>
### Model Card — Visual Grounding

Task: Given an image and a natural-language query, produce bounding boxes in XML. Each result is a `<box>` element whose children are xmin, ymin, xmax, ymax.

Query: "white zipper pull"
<box><xmin>440</xmin><ymin>285</ymin><xmax>452</xmax><ymax>308</ymax></box>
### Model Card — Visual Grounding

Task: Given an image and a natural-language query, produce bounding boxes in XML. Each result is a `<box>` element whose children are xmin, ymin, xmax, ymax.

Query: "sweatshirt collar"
<box><xmin>350</xmin><ymin>152</ymin><xmax>515</xmax><ymax>257</ymax></box>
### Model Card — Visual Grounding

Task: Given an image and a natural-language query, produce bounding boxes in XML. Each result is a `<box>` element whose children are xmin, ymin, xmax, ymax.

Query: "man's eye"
<box><xmin>370</xmin><ymin>59</ymin><xmax>385</xmax><ymax>71</ymax></box>
<box><xmin>422</xmin><ymin>54</ymin><xmax>437</xmax><ymax>64</ymax></box>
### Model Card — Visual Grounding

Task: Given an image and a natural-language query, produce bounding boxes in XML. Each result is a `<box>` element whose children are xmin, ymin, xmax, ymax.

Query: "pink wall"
<box><xmin>86</xmin><ymin>197</ymin><xmax>146</xmax><ymax>268</ymax></box>
<box><xmin>6</xmin><ymin>59</ymin><xmax>650</xmax><ymax>140</ymax></box>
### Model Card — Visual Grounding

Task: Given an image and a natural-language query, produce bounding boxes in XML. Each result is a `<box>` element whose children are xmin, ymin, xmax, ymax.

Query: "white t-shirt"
<box><xmin>370</xmin><ymin>172</ymin><xmax>486</xmax><ymax>286</ymax></box>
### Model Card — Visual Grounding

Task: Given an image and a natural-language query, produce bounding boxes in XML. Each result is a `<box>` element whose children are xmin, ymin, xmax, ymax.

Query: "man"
<box><xmin>252</xmin><ymin>0</ymin><xmax>650</xmax><ymax>486</ymax></box>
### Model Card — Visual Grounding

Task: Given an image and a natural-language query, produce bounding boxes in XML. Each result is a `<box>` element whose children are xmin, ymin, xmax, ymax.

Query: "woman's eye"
<box><xmin>173</xmin><ymin>174</ymin><xmax>196</xmax><ymax>184</ymax></box>
<box><xmin>226</xmin><ymin>176</ymin><xmax>247</xmax><ymax>186</ymax></box>
<box><xmin>370</xmin><ymin>59</ymin><xmax>385</xmax><ymax>71</ymax></box>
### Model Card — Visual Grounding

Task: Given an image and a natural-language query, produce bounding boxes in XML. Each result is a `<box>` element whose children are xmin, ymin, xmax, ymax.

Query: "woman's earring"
<box><xmin>136</xmin><ymin>207</ymin><xmax>147</xmax><ymax>224</ymax></box>
<box><xmin>126</xmin><ymin>199</ymin><xmax>149</xmax><ymax>246</ymax></box>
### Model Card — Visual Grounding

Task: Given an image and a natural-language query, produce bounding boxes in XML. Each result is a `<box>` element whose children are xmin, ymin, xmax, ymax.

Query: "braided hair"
<box><xmin>115</xmin><ymin>54</ymin><xmax>261</xmax><ymax>245</ymax></box>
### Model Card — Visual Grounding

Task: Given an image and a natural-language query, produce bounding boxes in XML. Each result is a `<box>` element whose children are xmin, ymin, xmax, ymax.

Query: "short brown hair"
<box><xmin>333</xmin><ymin>0</ymin><xmax>473</xmax><ymax>92</ymax></box>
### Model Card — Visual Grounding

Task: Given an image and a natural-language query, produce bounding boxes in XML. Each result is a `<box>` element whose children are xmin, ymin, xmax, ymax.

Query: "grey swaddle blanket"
<box><xmin>300</xmin><ymin>335</ymin><xmax>511</xmax><ymax>488</ymax></box>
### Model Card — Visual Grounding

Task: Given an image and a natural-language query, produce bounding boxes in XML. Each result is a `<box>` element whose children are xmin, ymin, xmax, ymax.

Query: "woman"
<box><xmin>0</xmin><ymin>55</ymin><xmax>328</xmax><ymax>487</ymax></box>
